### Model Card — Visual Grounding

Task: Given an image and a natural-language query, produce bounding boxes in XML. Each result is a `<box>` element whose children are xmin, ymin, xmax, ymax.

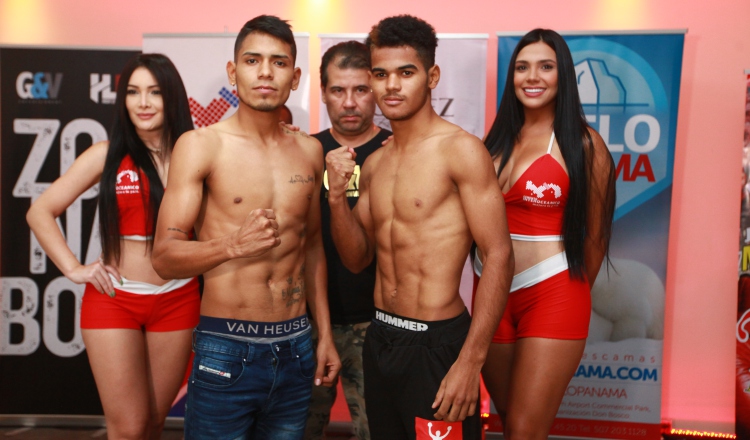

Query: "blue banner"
<box><xmin>493</xmin><ymin>31</ymin><xmax>684</xmax><ymax>439</ymax></box>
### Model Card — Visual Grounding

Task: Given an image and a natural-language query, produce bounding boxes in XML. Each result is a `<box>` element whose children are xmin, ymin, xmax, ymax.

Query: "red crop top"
<box><xmin>503</xmin><ymin>133</ymin><xmax>568</xmax><ymax>241</ymax></box>
<box><xmin>115</xmin><ymin>155</ymin><xmax>153</xmax><ymax>239</ymax></box>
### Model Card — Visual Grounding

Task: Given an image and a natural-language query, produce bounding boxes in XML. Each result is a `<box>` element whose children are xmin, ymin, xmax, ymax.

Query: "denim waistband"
<box><xmin>198</xmin><ymin>314</ymin><xmax>310</xmax><ymax>339</ymax></box>
<box><xmin>193</xmin><ymin>326</ymin><xmax>311</xmax><ymax>359</ymax></box>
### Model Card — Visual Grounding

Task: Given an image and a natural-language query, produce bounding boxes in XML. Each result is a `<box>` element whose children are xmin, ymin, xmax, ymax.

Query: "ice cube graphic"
<box><xmin>575</xmin><ymin>59</ymin><xmax>626</xmax><ymax>106</ymax></box>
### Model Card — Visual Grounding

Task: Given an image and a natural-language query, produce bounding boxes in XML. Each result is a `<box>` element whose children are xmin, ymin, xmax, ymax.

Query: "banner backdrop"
<box><xmin>493</xmin><ymin>31</ymin><xmax>684</xmax><ymax>439</ymax></box>
<box><xmin>0</xmin><ymin>46</ymin><xmax>139</xmax><ymax>415</ymax></box>
<box><xmin>318</xmin><ymin>34</ymin><xmax>488</xmax><ymax>139</ymax></box>
<box><xmin>143</xmin><ymin>33</ymin><xmax>311</xmax><ymax>133</ymax></box>
<box><xmin>736</xmin><ymin>70</ymin><xmax>750</xmax><ymax>439</ymax></box>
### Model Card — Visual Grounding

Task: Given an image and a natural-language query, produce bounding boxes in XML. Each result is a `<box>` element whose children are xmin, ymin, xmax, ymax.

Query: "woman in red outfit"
<box><xmin>476</xmin><ymin>29</ymin><xmax>616</xmax><ymax>439</ymax></box>
<box><xmin>27</xmin><ymin>54</ymin><xmax>198</xmax><ymax>440</ymax></box>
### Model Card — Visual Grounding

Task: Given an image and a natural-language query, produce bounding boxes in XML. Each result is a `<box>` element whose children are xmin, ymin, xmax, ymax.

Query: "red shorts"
<box><xmin>81</xmin><ymin>278</ymin><xmax>200</xmax><ymax>331</ymax></box>
<box><xmin>473</xmin><ymin>270</ymin><xmax>590</xmax><ymax>343</ymax></box>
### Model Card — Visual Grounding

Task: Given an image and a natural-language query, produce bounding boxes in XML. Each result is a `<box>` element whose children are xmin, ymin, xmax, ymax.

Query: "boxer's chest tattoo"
<box><xmin>288</xmin><ymin>175</ymin><xmax>314</xmax><ymax>184</ymax></box>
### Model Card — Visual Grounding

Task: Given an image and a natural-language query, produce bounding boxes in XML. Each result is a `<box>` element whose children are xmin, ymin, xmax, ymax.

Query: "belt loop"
<box><xmin>289</xmin><ymin>333</ymin><xmax>297</xmax><ymax>357</ymax></box>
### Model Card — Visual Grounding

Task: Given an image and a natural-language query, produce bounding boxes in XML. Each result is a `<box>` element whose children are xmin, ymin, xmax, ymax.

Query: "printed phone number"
<box><xmin>552</xmin><ymin>422</ymin><xmax>648</xmax><ymax>437</ymax></box>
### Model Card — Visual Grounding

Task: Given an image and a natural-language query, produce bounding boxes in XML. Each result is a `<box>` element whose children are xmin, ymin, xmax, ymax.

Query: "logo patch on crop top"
<box><xmin>116</xmin><ymin>170</ymin><xmax>140</xmax><ymax>195</ymax></box>
<box><xmin>523</xmin><ymin>180</ymin><xmax>562</xmax><ymax>207</ymax></box>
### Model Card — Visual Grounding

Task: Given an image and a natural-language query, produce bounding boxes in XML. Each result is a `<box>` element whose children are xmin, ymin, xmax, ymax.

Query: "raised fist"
<box><xmin>325</xmin><ymin>145</ymin><xmax>357</xmax><ymax>198</ymax></box>
<box><xmin>229</xmin><ymin>209</ymin><xmax>281</xmax><ymax>258</ymax></box>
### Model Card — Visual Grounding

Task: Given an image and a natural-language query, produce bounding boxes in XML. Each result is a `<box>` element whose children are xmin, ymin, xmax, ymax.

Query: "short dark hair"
<box><xmin>320</xmin><ymin>41</ymin><xmax>371</xmax><ymax>88</ymax></box>
<box><xmin>234</xmin><ymin>15</ymin><xmax>296</xmax><ymax>63</ymax></box>
<box><xmin>365</xmin><ymin>15</ymin><xmax>437</xmax><ymax>69</ymax></box>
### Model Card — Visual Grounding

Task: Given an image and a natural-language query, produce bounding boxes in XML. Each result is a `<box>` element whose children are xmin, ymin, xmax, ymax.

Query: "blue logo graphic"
<box><xmin>569</xmin><ymin>38</ymin><xmax>675</xmax><ymax>220</ymax></box>
<box><xmin>218</xmin><ymin>87</ymin><xmax>239</xmax><ymax>107</ymax></box>
<box><xmin>16</xmin><ymin>71</ymin><xmax>63</xmax><ymax>100</ymax></box>
<box><xmin>576</xmin><ymin>59</ymin><xmax>627</xmax><ymax>107</ymax></box>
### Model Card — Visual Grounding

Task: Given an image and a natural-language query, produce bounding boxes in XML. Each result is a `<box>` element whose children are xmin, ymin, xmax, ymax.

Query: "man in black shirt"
<box><xmin>305</xmin><ymin>41</ymin><xmax>390</xmax><ymax>440</ymax></box>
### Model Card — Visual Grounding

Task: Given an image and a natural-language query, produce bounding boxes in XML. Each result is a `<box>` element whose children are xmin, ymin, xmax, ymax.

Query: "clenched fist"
<box><xmin>228</xmin><ymin>209</ymin><xmax>281</xmax><ymax>258</ymax></box>
<box><xmin>325</xmin><ymin>145</ymin><xmax>357</xmax><ymax>199</ymax></box>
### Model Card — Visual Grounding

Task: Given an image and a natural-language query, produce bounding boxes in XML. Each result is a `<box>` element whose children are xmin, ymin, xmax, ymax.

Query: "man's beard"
<box><xmin>334</xmin><ymin>111</ymin><xmax>368</xmax><ymax>134</ymax></box>
<box><xmin>247</xmin><ymin>101</ymin><xmax>277</xmax><ymax>112</ymax></box>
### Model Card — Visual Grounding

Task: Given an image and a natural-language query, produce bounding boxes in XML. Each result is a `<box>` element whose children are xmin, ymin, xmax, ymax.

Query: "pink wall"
<box><xmin>2</xmin><ymin>0</ymin><xmax>747</xmax><ymax>432</ymax></box>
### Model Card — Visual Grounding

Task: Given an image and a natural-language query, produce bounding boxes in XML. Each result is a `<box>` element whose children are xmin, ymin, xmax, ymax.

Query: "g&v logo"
<box><xmin>570</xmin><ymin>37</ymin><xmax>676</xmax><ymax>219</ymax></box>
<box><xmin>16</xmin><ymin>71</ymin><xmax>63</xmax><ymax>101</ymax></box>
<box><xmin>189</xmin><ymin>87</ymin><xmax>239</xmax><ymax>127</ymax></box>
<box><xmin>90</xmin><ymin>73</ymin><xmax>119</xmax><ymax>104</ymax></box>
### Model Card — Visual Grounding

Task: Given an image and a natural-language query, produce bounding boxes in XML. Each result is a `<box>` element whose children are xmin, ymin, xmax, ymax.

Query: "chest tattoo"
<box><xmin>289</xmin><ymin>175</ymin><xmax>314</xmax><ymax>184</ymax></box>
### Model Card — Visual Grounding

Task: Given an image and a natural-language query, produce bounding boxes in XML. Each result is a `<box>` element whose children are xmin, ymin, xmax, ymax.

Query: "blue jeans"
<box><xmin>185</xmin><ymin>329</ymin><xmax>315</xmax><ymax>439</ymax></box>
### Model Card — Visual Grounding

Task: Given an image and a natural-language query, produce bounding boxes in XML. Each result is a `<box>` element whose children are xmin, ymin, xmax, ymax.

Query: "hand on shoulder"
<box><xmin>279</xmin><ymin>121</ymin><xmax>310</xmax><ymax>137</ymax></box>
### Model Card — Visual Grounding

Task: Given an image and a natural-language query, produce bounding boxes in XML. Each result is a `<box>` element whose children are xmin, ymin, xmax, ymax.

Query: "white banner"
<box><xmin>143</xmin><ymin>33</ymin><xmax>311</xmax><ymax>132</ymax></box>
<box><xmin>318</xmin><ymin>34</ymin><xmax>487</xmax><ymax>138</ymax></box>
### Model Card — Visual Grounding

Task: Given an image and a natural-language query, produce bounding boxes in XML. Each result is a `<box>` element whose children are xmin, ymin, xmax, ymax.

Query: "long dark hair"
<box><xmin>98</xmin><ymin>53</ymin><xmax>192</xmax><ymax>264</ymax></box>
<box><xmin>485</xmin><ymin>29</ymin><xmax>615</xmax><ymax>280</ymax></box>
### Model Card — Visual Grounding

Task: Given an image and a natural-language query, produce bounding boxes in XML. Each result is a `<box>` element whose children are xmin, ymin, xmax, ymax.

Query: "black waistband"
<box><xmin>198</xmin><ymin>314</ymin><xmax>310</xmax><ymax>338</ymax></box>
<box><xmin>374</xmin><ymin>308</ymin><xmax>465</xmax><ymax>332</ymax></box>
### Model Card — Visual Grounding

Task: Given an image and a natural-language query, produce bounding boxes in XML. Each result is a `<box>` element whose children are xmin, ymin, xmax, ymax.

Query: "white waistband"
<box><xmin>510</xmin><ymin>252</ymin><xmax>568</xmax><ymax>292</ymax></box>
<box><xmin>473</xmin><ymin>250</ymin><xmax>568</xmax><ymax>292</ymax></box>
<box><xmin>108</xmin><ymin>274</ymin><xmax>193</xmax><ymax>295</ymax></box>
<box><xmin>121</xmin><ymin>235</ymin><xmax>153</xmax><ymax>241</ymax></box>
<box><xmin>510</xmin><ymin>233</ymin><xmax>563</xmax><ymax>242</ymax></box>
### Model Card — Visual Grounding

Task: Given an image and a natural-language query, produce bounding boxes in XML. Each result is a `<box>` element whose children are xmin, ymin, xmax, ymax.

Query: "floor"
<box><xmin>0</xmin><ymin>427</ymin><xmax>179</xmax><ymax>439</ymax></box>
<box><xmin>0</xmin><ymin>424</ymin><xmax>358</xmax><ymax>439</ymax></box>
<box><xmin>0</xmin><ymin>425</ymin><xmax>505</xmax><ymax>439</ymax></box>
<box><xmin>0</xmin><ymin>426</ymin><xmax>505</xmax><ymax>439</ymax></box>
